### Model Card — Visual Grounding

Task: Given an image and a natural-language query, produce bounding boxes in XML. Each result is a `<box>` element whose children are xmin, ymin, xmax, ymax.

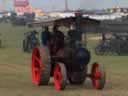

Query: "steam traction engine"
<box><xmin>31</xmin><ymin>12</ymin><xmax>106</xmax><ymax>91</ymax></box>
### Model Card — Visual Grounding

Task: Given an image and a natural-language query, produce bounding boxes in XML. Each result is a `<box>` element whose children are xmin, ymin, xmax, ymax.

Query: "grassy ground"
<box><xmin>0</xmin><ymin>23</ymin><xmax>128</xmax><ymax>96</ymax></box>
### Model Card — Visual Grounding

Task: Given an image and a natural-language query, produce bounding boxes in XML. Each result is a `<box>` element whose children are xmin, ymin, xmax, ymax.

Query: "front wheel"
<box><xmin>91</xmin><ymin>63</ymin><xmax>106</xmax><ymax>90</ymax></box>
<box><xmin>53</xmin><ymin>63</ymin><xmax>67</xmax><ymax>91</ymax></box>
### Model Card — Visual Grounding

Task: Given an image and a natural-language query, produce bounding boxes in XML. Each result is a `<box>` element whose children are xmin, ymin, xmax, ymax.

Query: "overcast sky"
<box><xmin>0</xmin><ymin>0</ymin><xmax>128</xmax><ymax>11</ymax></box>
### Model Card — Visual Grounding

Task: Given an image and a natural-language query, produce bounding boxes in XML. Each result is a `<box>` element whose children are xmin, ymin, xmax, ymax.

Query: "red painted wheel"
<box><xmin>32</xmin><ymin>46</ymin><xmax>51</xmax><ymax>86</ymax></box>
<box><xmin>91</xmin><ymin>63</ymin><xmax>106</xmax><ymax>90</ymax></box>
<box><xmin>53</xmin><ymin>63</ymin><xmax>67</xmax><ymax>91</ymax></box>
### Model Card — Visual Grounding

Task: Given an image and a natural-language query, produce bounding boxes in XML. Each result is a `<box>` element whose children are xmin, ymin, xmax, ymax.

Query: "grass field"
<box><xmin>0</xmin><ymin>23</ymin><xmax>128</xmax><ymax>96</ymax></box>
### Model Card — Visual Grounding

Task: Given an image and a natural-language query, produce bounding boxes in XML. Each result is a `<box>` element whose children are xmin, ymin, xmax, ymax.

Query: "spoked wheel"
<box><xmin>91</xmin><ymin>63</ymin><xmax>106</xmax><ymax>90</ymax></box>
<box><xmin>53</xmin><ymin>63</ymin><xmax>67</xmax><ymax>91</ymax></box>
<box><xmin>32</xmin><ymin>46</ymin><xmax>51</xmax><ymax>86</ymax></box>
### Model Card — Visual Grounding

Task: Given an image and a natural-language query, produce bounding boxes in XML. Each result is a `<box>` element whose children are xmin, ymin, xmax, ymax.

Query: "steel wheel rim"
<box><xmin>54</xmin><ymin>64</ymin><xmax>62</xmax><ymax>91</ymax></box>
<box><xmin>32</xmin><ymin>47</ymin><xmax>42</xmax><ymax>85</ymax></box>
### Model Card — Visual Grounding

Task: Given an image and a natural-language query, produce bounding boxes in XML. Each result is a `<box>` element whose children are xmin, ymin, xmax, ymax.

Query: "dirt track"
<box><xmin>0</xmin><ymin>62</ymin><xmax>128</xmax><ymax>96</ymax></box>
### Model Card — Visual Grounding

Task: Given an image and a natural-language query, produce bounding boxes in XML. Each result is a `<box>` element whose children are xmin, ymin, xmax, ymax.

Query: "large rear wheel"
<box><xmin>32</xmin><ymin>46</ymin><xmax>51</xmax><ymax>85</ymax></box>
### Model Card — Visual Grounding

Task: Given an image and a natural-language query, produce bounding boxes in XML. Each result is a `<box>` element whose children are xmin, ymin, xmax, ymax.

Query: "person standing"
<box><xmin>41</xmin><ymin>26</ymin><xmax>51</xmax><ymax>46</ymax></box>
<box><xmin>51</xmin><ymin>25</ymin><xmax>65</xmax><ymax>54</ymax></box>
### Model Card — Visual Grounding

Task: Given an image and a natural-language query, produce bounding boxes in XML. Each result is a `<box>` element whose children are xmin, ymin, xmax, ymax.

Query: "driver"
<box><xmin>51</xmin><ymin>25</ymin><xmax>65</xmax><ymax>54</ymax></box>
<box><xmin>68</xmin><ymin>24</ymin><xmax>77</xmax><ymax>46</ymax></box>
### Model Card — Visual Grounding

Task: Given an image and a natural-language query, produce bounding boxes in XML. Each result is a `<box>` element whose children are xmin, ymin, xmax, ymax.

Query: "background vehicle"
<box><xmin>11</xmin><ymin>12</ymin><xmax>35</xmax><ymax>26</ymax></box>
<box><xmin>95</xmin><ymin>32</ymin><xmax>128</xmax><ymax>55</ymax></box>
<box><xmin>23</xmin><ymin>31</ymin><xmax>39</xmax><ymax>53</ymax></box>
